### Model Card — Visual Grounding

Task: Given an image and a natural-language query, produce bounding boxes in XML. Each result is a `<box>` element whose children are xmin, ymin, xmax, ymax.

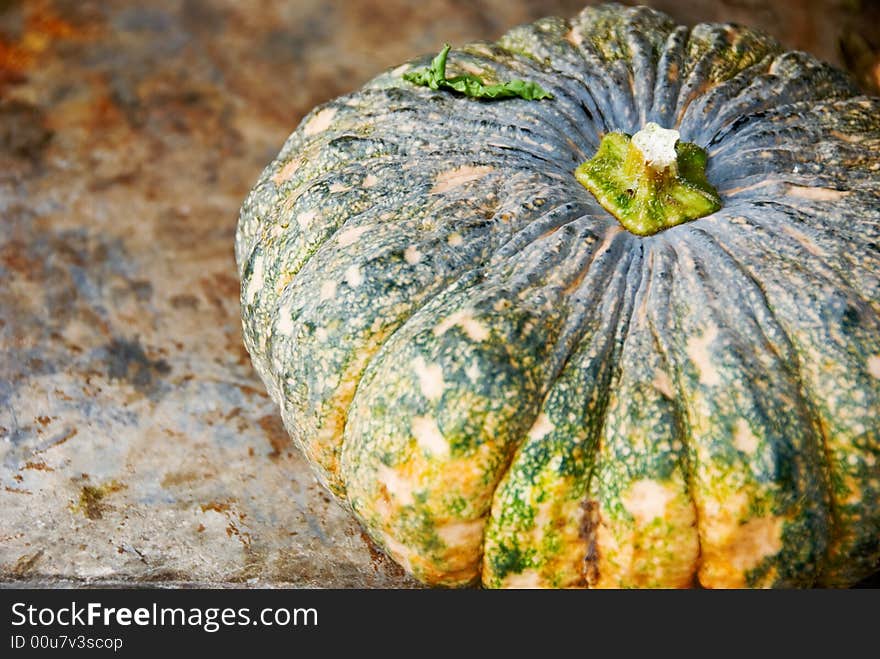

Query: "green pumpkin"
<box><xmin>236</xmin><ymin>4</ymin><xmax>880</xmax><ymax>588</ymax></box>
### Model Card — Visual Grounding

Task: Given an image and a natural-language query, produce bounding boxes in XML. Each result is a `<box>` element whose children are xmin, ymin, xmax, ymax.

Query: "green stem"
<box><xmin>575</xmin><ymin>123</ymin><xmax>722</xmax><ymax>236</ymax></box>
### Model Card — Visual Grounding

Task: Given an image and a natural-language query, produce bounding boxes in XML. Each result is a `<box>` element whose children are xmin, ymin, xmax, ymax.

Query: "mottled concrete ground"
<box><xmin>1</xmin><ymin>0</ymin><xmax>877</xmax><ymax>587</ymax></box>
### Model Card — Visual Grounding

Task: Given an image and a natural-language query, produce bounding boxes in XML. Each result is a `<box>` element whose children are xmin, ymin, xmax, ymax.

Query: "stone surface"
<box><xmin>0</xmin><ymin>0</ymin><xmax>876</xmax><ymax>588</ymax></box>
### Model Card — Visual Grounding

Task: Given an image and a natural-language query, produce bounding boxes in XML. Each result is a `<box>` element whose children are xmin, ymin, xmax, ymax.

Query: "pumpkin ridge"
<box><xmin>642</xmin><ymin>237</ymin><xmax>706</xmax><ymax>586</ymax></box>
<box><xmin>674</xmin><ymin>24</ymin><xmax>783</xmax><ymax>128</ymax></box>
<box><xmin>488</xmin><ymin>205</ymin><xmax>596</xmax><ymax>263</ymax></box>
<box><xmin>402</xmin><ymin>110</ymin><xmax>576</xmax><ymax>170</ymax></box>
<box><xmin>538</xmin><ymin>46</ymin><xmax>615</xmax><ymax>138</ymax></box>
<box><xmin>330</xmin><ymin>199</ymin><xmax>600</xmax><ymax>407</ymax></box>
<box><xmin>707</xmin><ymin>96</ymin><xmax>880</xmax><ymax>185</ymax></box>
<box><xmin>685</xmin><ymin>226</ymin><xmax>797</xmax><ymax>367</ymax></box>
<box><xmin>578</xmin><ymin>238</ymin><xmax>650</xmax><ymax>586</ymax></box>
<box><xmin>686</xmin><ymin>53</ymin><xmax>856</xmax><ymax>147</ymax></box>
<box><xmin>716</xmin><ymin>201</ymin><xmax>879</xmax><ymax>311</ymax></box>
<box><xmin>811</xmin><ymin>416</ymin><xmax>846</xmax><ymax>585</ymax></box>
<box><xmin>581</xmin><ymin>240</ymin><xmax>705</xmax><ymax>587</ymax></box>
<box><xmin>650</xmin><ymin>26</ymin><xmax>690</xmax><ymax>128</ymax></box>
<box><xmin>565</xmin><ymin>8</ymin><xmax>647</xmax><ymax>133</ymax></box>
<box><xmin>482</xmin><ymin>234</ymin><xmax>640</xmax><ymax>587</ymax></box>
<box><xmin>657</xmin><ymin>238</ymin><xmax>775</xmax><ymax>585</ymax></box>
<box><xmin>258</xmin><ymin>163</ymin><xmax>552</xmax><ymax>489</ymax></box>
<box><xmin>251</xmin><ymin>159</ymin><xmax>502</xmax><ymax>309</ymax></box>
<box><xmin>278</xmin><ymin>181</ymin><xmax>588</xmax><ymax>490</ymax></box>
<box><xmin>500</xmin><ymin>57</ymin><xmax>612</xmax><ymax>140</ymax></box>
<box><xmin>684</xmin><ymin>54</ymin><xmax>778</xmax><ymax>144</ymax></box>
<box><xmin>327</xmin><ymin>200</ymin><xmax>604</xmax><ymax>491</ymax></box>
<box><xmin>366</xmin><ymin>92</ymin><xmax>586</xmax><ymax>175</ymax></box>
<box><xmin>646</xmin><ymin>251</ymin><xmax>705</xmax><ymax>586</ymax></box>
<box><xmin>618</xmin><ymin>8</ymin><xmax>678</xmax><ymax>127</ymax></box>
<box><xmin>684</xmin><ymin>214</ymin><xmax>880</xmax><ymax>584</ymax></box>
<box><xmin>771</xmin><ymin>201</ymin><xmax>878</xmax><ymax>291</ymax></box>
<box><xmin>572</xmin><ymin>11</ymin><xmax>642</xmax><ymax>127</ymax></box>
<box><xmin>342</xmin><ymin>222</ymin><xmax>634</xmax><ymax>585</ymax></box>
<box><xmin>676</xmin><ymin>227</ymin><xmax>834</xmax><ymax>584</ymax></box>
<box><xmin>486</xmin><ymin>227</ymin><xmax>640</xmax><ymax>582</ymax></box>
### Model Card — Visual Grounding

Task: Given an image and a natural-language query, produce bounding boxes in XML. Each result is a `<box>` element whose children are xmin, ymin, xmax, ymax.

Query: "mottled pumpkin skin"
<box><xmin>236</xmin><ymin>4</ymin><xmax>880</xmax><ymax>588</ymax></box>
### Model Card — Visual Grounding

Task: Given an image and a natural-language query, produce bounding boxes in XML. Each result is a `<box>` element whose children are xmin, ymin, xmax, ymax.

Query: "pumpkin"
<box><xmin>235</xmin><ymin>3</ymin><xmax>880</xmax><ymax>588</ymax></box>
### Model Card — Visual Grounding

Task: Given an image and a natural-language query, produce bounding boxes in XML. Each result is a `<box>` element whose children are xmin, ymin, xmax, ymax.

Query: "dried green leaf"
<box><xmin>403</xmin><ymin>44</ymin><xmax>552</xmax><ymax>101</ymax></box>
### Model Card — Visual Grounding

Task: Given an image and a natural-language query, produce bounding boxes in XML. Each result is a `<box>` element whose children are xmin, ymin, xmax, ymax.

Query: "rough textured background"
<box><xmin>1</xmin><ymin>0</ymin><xmax>878</xmax><ymax>588</ymax></box>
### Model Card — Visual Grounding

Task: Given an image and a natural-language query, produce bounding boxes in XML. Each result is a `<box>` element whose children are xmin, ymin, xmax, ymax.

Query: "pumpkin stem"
<box><xmin>575</xmin><ymin>123</ymin><xmax>722</xmax><ymax>236</ymax></box>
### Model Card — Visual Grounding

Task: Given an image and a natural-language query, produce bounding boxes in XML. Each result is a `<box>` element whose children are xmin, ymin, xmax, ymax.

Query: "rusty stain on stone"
<box><xmin>11</xmin><ymin>549</ymin><xmax>45</xmax><ymax>576</ymax></box>
<box><xmin>257</xmin><ymin>414</ymin><xmax>290</xmax><ymax>459</ymax></box>
<box><xmin>71</xmin><ymin>480</ymin><xmax>125</xmax><ymax>520</ymax></box>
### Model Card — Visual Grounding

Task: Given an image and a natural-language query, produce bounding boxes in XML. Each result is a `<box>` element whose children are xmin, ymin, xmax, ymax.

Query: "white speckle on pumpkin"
<box><xmin>276</xmin><ymin>302</ymin><xmax>294</xmax><ymax>336</ymax></box>
<box><xmin>722</xmin><ymin>516</ymin><xmax>784</xmax><ymax>575</ymax></box>
<box><xmin>502</xmin><ymin>570</ymin><xmax>543</xmax><ymax>588</ymax></box>
<box><xmin>337</xmin><ymin>225</ymin><xmax>370</xmax><ymax>247</ymax></box>
<box><xmin>868</xmin><ymin>355</ymin><xmax>880</xmax><ymax>379</ymax></box>
<box><xmin>329</xmin><ymin>182</ymin><xmax>350</xmax><ymax>194</ymax></box>
<box><xmin>303</xmin><ymin>107</ymin><xmax>337</xmax><ymax>136</ymax></box>
<box><xmin>344</xmin><ymin>264</ymin><xmax>363</xmax><ymax>288</ymax></box>
<box><xmin>565</xmin><ymin>28</ymin><xmax>583</xmax><ymax>47</ymax></box>
<box><xmin>320</xmin><ymin>279</ymin><xmax>337</xmax><ymax>301</ymax></box>
<box><xmin>297</xmin><ymin>209</ymin><xmax>317</xmax><ymax>230</ymax></box>
<box><xmin>447</xmin><ymin>233</ymin><xmax>464</xmax><ymax>247</ymax></box>
<box><xmin>412</xmin><ymin>356</ymin><xmax>445</xmax><ymax>401</ymax></box>
<box><xmin>362</xmin><ymin>173</ymin><xmax>379</xmax><ymax>188</ymax></box>
<box><xmin>652</xmin><ymin>369</ymin><xmax>674</xmax><ymax>398</ymax></box>
<box><xmin>434</xmin><ymin>309</ymin><xmax>490</xmax><ymax>342</ymax></box>
<box><xmin>435</xmin><ymin>517</ymin><xmax>485</xmax><ymax>548</ymax></box>
<box><xmin>315</xmin><ymin>327</ymin><xmax>328</xmax><ymax>341</ymax></box>
<box><xmin>465</xmin><ymin>361</ymin><xmax>481</xmax><ymax>382</ymax></box>
<box><xmin>381</xmin><ymin>535</ymin><xmax>414</xmax><ymax>575</ymax></box>
<box><xmin>245</xmin><ymin>254</ymin><xmax>264</xmax><ymax>304</ymax></box>
<box><xmin>377</xmin><ymin>465</ymin><xmax>415</xmax><ymax>506</ymax></box>
<box><xmin>733</xmin><ymin>418</ymin><xmax>759</xmax><ymax>454</ymax></box>
<box><xmin>271</xmin><ymin>158</ymin><xmax>300</xmax><ymax>184</ymax></box>
<box><xmin>403</xmin><ymin>246</ymin><xmax>422</xmax><ymax>264</ymax></box>
<box><xmin>696</xmin><ymin>482</ymin><xmax>785</xmax><ymax>588</ymax></box>
<box><xmin>431</xmin><ymin>165</ymin><xmax>494</xmax><ymax>194</ymax></box>
<box><xmin>686</xmin><ymin>325</ymin><xmax>721</xmax><ymax>386</ymax></box>
<box><xmin>528</xmin><ymin>413</ymin><xmax>555</xmax><ymax>441</ymax></box>
<box><xmin>622</xmin><ymin>479</ymin><xmax>677</xmax><ymax>525</ymax></box>
<box><xmin>412</xmin><ymin>415</ymin><xmax>449</xmax><ymax>458</ymax></box>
